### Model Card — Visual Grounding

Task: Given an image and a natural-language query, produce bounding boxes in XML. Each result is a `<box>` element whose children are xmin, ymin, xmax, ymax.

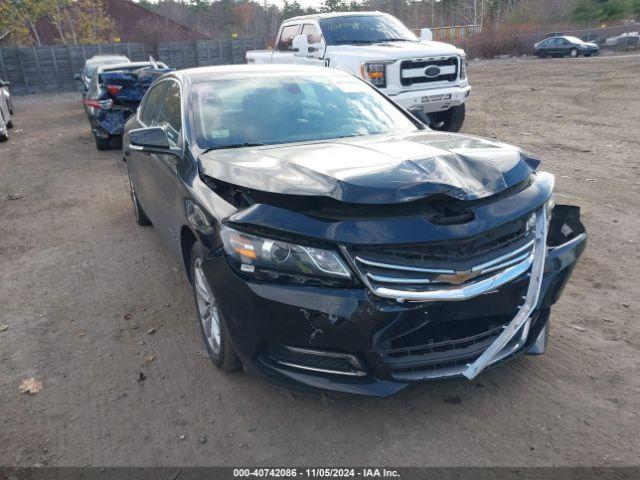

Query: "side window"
<box><xmin>301</xmin><ymin>24</ymin><xmax>322</xmax><ymax>44</ymax></box>
<box><xmin>156</xmin><ymin>81</ymin><xmax>182</xmax><ymax>144</ymax></box>
<box><xmin>277</xmin><ymin>24</ymin><xmax>300</xmax><ymax>51</ymax></box>
<box><xmin>141</xmin><ymin>83</ymin><xmax>167</xmax><ymax>126</ymax></box>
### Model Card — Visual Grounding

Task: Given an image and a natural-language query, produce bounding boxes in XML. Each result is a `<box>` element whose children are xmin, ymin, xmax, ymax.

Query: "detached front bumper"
<box><xmin>201</xmin><ymin>205</ymin><xmax>586</xmax><ymax>397</ymax></box>
<box><xmin>389</xmin><ymin>84</ymin><xmax>471</xmax><ymax>114</ymax></box>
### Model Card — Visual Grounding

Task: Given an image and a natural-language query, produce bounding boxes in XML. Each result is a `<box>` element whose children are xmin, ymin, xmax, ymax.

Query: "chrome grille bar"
<box><xmin>355</xmin><ymin>256</ymin><xmax>455</xmax><ymax>274</ymax></box>
<box><xmin>471</xmin><ymin>239</ymin><xmax>534</xmax><ymax>272</ymax></box>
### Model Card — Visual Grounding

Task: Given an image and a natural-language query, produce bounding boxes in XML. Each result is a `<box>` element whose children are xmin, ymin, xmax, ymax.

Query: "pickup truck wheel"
<box><xmin>429</xmin><ymin>104</ymin><xmax>465</xmax><ymax>133</ymax></box>
<box><xmin>191</xmin><ymin>242</ymin><xmax>241</xmax><ymax>372</ymax></box>
<box><xmin>94</xmin><ymin>134</ymin><xmax>110</xmax><ymax>151</ymax></box>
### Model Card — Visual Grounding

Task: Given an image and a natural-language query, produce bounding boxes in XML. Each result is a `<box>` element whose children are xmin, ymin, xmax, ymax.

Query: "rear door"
<box><xmin>271</xmin><ymin>23</ymin><xmax>302</xmax><ymax>64</ymax></box>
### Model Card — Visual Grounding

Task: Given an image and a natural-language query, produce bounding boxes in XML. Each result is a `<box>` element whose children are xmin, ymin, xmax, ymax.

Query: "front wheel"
<box><xmin>429</xmin><ymin>104</ymin><xmax>466</xmax><ymax>133</ymax></box>
<box><xmin>190</xmin><ymin>242</ymin><xmax>241</xmax><ymax>371</ymax></box>
<box><xmin>127</xmin><ymin>168</ymin><xmax>151</xmax><ymax>226</ymax></box>
<box><xmin>6</xmin><ymin>120</ymin><xmax>13</xmax><ymax>129</ymax></box>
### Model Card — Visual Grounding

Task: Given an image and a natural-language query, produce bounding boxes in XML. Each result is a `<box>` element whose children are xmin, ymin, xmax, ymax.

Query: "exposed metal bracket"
<box><xmin>462</xmin><ymin>207</ymin><xmax>548</xmax><ymax>379</ymax></box>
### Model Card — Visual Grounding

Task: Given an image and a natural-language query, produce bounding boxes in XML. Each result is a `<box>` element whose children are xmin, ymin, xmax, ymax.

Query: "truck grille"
<box><xmin>400</xmin><ymin>57</ymin><xmax>459</xmax><ymax>86</ymax></box>
<box><xmin>345</xmin><ymin>214</ymin><xmax>535</xmax><ymax>297</ymax></box>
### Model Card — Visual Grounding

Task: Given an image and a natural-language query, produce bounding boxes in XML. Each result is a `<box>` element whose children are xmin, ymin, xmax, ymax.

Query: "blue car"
<box><xmin>82</xmin><ymin>60</ymin><xmax>171</xmax><ymax>150</ymax></box>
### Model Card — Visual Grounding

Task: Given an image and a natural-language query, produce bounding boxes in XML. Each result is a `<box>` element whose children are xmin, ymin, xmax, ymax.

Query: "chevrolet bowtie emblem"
<box><xmin>434</xmin><ymin>270</ymin><xmax>483</xmax><ymax>286</ymax></box>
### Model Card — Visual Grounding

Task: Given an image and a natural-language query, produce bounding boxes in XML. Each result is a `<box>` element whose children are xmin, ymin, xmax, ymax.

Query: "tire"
<box><xmin>429</xmin><ymin>104</ymin><xmax>466</xmax><ymax>133</ymax></box>
<box><xmin>127</xmin><ymin>168</ymin><xmax>151</xmax><ymax>226</ymax></box>
<box><xmin>6</xmin><ymin>120</ymin><xmax>13</xmax><ymax>129</ymax></box>
<box><xmin>190</xmin><ymin>242</ymin><xmax>241</xmax><ymax>372</ymax></box>
<box><xmin>570</xmin><ymin>48</ymin><xmax>578</xmax><ymax>58</ymax></box>
<box><xmin>94</xmin><ymin>134</ymin><xmax>110</xmax><ymax>151</ymax></box>
<box><xmin>0</xmin><ymin>131</ymin><xmax>7</xmax><ymax>142</ymax></box>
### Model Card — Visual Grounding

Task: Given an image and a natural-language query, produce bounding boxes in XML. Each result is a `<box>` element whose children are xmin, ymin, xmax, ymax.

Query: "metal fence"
<box><xmin>517</xmin><ymin>23</ymin><xmax>640</xmax><ymax>51</ymax></box>
<box><xmin>0</xmin><ymin>38</ymin><xmax>269</xmax><ymax>95</ymax></box>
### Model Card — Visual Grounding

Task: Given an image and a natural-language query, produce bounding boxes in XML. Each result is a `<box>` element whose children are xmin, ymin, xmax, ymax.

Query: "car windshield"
<box><xmin>320</xmin><ymin>15</ymin><xmax>418</xmax><ymax>45</ymax></box>
<box><xmin>192</xmin><ymin>73</ymin><xmax>419</xmax><ymax>150</ymax></box>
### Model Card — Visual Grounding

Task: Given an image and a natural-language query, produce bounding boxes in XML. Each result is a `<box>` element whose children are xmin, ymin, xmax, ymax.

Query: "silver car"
<box><xmin>0</xmin><ymin>78</ymin><xmax>13</xmax><ymax>142</ymax></box>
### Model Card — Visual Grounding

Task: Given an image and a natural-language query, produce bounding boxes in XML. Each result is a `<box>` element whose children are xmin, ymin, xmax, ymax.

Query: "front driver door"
<box><xmin>144</xmin><ymin>80</ymin><xmax>184</xmax><ymax>258</ymax></box>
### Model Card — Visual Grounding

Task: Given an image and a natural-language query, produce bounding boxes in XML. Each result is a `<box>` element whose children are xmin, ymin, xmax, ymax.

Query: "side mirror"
<box><xmin>129</xmin><ymin>126</ymin><xmax>181</xmax><ymax>156</ymax></box>
<box><xmin>292</xmin><ymin>34</ymin><xmax>310</xmax><ymax>57</ymax></box>
<box><xmin>420</xmin><ymin>28</ymin><xmax>433</xmax><ymax>42</ymax></box>
<box><xmin>73</xmin><ymin>73</ymin><xmax>81</xmax><ymax>81</ymax></box>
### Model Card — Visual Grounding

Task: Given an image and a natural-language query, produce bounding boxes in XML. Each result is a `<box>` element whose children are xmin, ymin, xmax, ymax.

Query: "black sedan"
<box><xmin>123</xmin><ymin>65</ymin><xmax>586</xmax><ymax>397</ymax></box>
<box><xmin>534</xmin><ymin>35</ymin><xmax>599</xmax><ymax>58</ymax></box>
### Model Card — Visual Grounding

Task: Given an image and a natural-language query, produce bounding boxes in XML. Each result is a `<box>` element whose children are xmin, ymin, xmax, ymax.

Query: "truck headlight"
<box><xmin>220</xmin><ymin>225</ymin><xmax>352</xmax><ymax>280</ymax></box>
<box><xmin>361</xmin><ymin>62</ymin><xmax>389</xmax><ymax>88</ymax></box>
<box><xmin>460</xmin><ymin>58</ymin><xmax>467</xmax><ymax>80</ymax></box>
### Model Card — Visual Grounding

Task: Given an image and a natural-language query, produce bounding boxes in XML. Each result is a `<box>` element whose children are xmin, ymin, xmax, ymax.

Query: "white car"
<box><xmin>0</xmin><ymin>78</ymin><xmax>13</xmax><ymax>142</ymax></box>
<box><xmin>247</xmin><ymin>11</ymin><xmax>470</xmax><ymax>132</ymax></box>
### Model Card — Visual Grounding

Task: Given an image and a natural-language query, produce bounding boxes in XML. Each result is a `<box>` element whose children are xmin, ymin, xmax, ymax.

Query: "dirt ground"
<box><xmin>1</xmin><ymin>54</ymin><xmax>639</xmax><ymax>467</ymax></box>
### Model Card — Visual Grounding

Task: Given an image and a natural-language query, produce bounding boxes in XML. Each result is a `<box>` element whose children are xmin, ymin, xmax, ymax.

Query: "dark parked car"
<box><xmin>534</xmin><ymin>35</ymin><xmax>599</xmax><ymax>58</ymax></box>
<box><xmin>83</xmin><ymin>60</ymin><xmax>170</xmax><ymax>150</ymax></box>
<box><xmin>74</xmin><ymin>54</ymin><xmax>130</xmax><ymax>96</ymax></box>
<box><xmin>0</xmin><ymin>78</ymin><xmax>13</xmax><ymax>142</ymax></box>
<box><xmin>123</xmin><ymin>65</ymin><xmax>587</xmax><ymax>397</ymax></box>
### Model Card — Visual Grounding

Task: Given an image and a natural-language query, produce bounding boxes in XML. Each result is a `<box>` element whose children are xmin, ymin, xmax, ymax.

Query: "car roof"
<box><xmin>286</xmin><ymin>10</ymin><xmax>386</xmax><ymax>22</ymax></box>
<box><xmin>176</xmin><ymin>64</ymin><xmax>353</xmax><ymax>83</ymax></box>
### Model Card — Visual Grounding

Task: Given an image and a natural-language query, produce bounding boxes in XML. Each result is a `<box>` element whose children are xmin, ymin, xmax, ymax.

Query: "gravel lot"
<box><xmin>1</xmin><ymin>54</ymin><xmax>639</xmax><ymax>467</ymax></box>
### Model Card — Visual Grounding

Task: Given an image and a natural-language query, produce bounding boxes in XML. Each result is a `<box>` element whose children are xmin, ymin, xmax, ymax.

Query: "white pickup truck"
<box><xmin>246</xmin><ymin>11</ymin><xmax>470</xmax><ymax>132</ymax></box>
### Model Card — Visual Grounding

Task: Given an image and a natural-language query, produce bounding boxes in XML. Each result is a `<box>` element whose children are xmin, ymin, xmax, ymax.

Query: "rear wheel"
<box><xmin>429</xmin><ymin>104</ymin><xmax>466</xmax><ymax>133</ymax></box>
<box><xmin>570</xmin><ymin>48</ymin><xmax>579</xmax><ymax>58</ymax></box>
<box><xmin>94</xmin><ymin>134</ymin><xmax>110</xmax><ymax>151</ymax></box>
<box><xmin>190</xmin><ymin>242</ymin><xmax>241</xmax><ymax>371</ymax></box>
<box><xmin>6</xmin><ymin>120</ymin><xmax>13</xmax><ymax>129</ymax></box>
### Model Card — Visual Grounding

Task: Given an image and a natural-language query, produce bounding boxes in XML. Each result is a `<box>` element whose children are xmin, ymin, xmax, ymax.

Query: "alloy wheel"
<box><xmin>193</xmin><ymin>258</ymin><xmax>221</xmax><ymax>356</ymax></box>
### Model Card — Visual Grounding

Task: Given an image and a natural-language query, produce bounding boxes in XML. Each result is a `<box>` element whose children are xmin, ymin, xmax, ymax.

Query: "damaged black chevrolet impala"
<box><xmin>123</xmin><ymin>65</ymin><xmax>586</xmax><ymax>397</ymax></box>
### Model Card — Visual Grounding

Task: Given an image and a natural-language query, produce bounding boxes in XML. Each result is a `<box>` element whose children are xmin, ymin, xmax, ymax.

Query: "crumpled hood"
<box><xmin>334</xmin><ymin>41</ymin><xmax>461</xmax><ymax>60</ymax></box>
<box><xmin>199</xmin><ymin>132</ymin><xmax>539</xmax><ymax>205</ymax></box>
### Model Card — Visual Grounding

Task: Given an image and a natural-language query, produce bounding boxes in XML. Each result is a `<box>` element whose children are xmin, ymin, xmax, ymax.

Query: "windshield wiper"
<box><xmin>334</xmin><ymin>40</ymin><xmax>377</xmax><ymax>45</ymax></box>
<box><xmin>201</xmin><ymin>143</ymin><xmax>266</xmax><ymax>154</ymax></box>
<box><xmin>375</xmin><ymin>38</ymin><xmax>417</xmax><ymax>43</ymax></box>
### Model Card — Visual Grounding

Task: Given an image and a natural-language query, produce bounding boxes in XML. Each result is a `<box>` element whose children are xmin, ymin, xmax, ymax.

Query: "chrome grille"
<box><xmin>343</xmin><ymin>214</ymin><xmax>537</xmax><ymax>302</ymax></box>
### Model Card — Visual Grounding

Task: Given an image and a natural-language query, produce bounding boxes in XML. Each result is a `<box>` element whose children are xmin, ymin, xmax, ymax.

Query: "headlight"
<box><xmin>220</xmin><ymin>225</ymin><xmax>352</xmax><ymax>281</ymax></box>
<box><xmin>360</xmin><ymin>62</ymin><xmax>389</xmax><ymax>88</ymax></box>
<box><xmin>460</xmin><ymin>58</ymin><xmax>467</xmax><ymax>80</ymax></box>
